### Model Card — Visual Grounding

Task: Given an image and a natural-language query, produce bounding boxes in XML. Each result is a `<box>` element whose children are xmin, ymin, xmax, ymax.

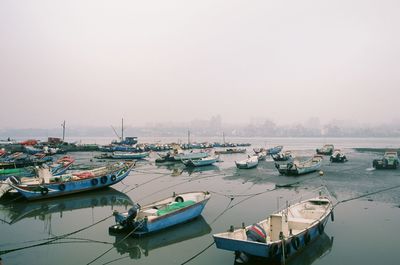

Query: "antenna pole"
<box><xmin>121</xmin><ymin>118</ymin><xmax>124</xmax><ymax>141</ymax></box>
<box><xmin>61</xmin><ymin>121</ymin><xmax>66</xmax><ymax>141</ymax></box>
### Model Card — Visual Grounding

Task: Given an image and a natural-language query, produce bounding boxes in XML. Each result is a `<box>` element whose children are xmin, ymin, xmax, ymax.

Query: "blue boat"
<box><xmin>213</xmin><ymin>188</ymin><xmax>333</xmax><ymax>263</ymax></box>
<box><xmin>6</xmin><ymin>161</ymin><xmax>135</xmax><ymax>200</ymax></box>
<box><xmin>109</xmin><ymin>191</ymin><xmax>211</xmax><ymax>236</ymax></box>
<box><xmin>266</xmin><ymin>145</ymin><xmax>283</xmax><ymax>155</ymax></box>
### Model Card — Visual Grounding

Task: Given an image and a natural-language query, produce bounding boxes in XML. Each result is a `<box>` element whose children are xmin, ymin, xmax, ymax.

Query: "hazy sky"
<box><xmin>1</xmin><ymin>0</ymin><xmax>399</xmax><ymax>128</ymax></box>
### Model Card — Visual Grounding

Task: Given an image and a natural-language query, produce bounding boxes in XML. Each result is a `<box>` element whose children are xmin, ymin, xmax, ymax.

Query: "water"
<box><xmin>1</xmin><ymin>137</ymin><xmax>400</xmax><ymax>265</ymax></box>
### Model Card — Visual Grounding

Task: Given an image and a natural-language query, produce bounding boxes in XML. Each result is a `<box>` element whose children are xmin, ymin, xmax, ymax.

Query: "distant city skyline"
<box><xmin>1</xmin><ymin>1</ymin><xmax>399</xmax><ymax>128</ymax></box>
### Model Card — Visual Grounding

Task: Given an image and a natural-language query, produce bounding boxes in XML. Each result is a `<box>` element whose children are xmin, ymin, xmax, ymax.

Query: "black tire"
<box><xmin>318</xmin><ymin>222</ymin><xmax>324</xmax><ymax>234</ymax></box>
<box><xmin>40</xmin><ymin>187</ymin><xmax>49</xmax><ymax>195</ymax></box>
<box><xmin>100</xmin><ymin>175</ymin><xmax>108</xmax><ymax>184</ymax></box>
<box><xmin>175</xmin><ymin>196</ymin><xmax>184</xmax><ymax>203</ymax></box>
<box><xmin>291</xmin><ymin>236</ymin><xmax>300</xmax><ymax>250</ymax></box>
<box><xmin>91</xmin><ymin>178</ymin><xmax>99</xmax><ymax>185</ymax></box>
<box><xmin>59</xmin><ymin>183</ymin><xmax>66</xmax><ymax>191</ymax></box>
<box><xmin>269</xmin><ymin>243</ymin><xmax>279</xmax><ymax>258</ymax></box>
<box><xmin>304</xmin><ymin>231</ymin><xmax>311</xmax><ymax>245</ymax></box>
<box><xmin>111</xmin><ymin>175</ymin><xmax>117</xmax><ymax>181</ymax></box>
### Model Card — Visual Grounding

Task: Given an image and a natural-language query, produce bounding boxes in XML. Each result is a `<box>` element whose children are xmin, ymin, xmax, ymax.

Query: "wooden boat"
<box><xmin>372</xmin><ymin>151</ymin><xmax>399</xmax><ymax>169</ymax></box>
<box><xmin>275</xmin><ymin>155</ymin><xmax>323</xmax><ymax>176</ymax></box>
<box><xmin>0</xmin><ymin>156</ymin><xmax>74</xmax><ymax>181</ymax></box>
<box><xmin>316</xmin><ymin>144</ymin><xmax>334</xmax><ymax>155</ymax></box>
<box><xmin>109</xmin><ymin>191</ymin><xmax>211</xmax><ymax>236</ymax></box>
<box><xmin>182</xmin><ymin>155</ymin><xmax>219</xmax><ymax>167</ymax></box>
<box><xmin>5</xmin><ymin>161</ymin><xmax>135</xmax><ymax>200</ymax></box>
<box><xmin>213</xmin><ymin>188</ymin><xmax>333</xmax><ymax>263</ymax></box>
<box><xmin>272</xmin><ymin>151</ymin><xmax>294</xmax><ymax>162</ymax></box>
<box><xmin>0</xmin><ymin>153</ymin><xmax>52</xmax><ymax>169</ymax></box>
<box><xmin>330</xmin><ymin>150</ymin><xmax>347</xmax><ymax>163</ymax></box>
<box><xmin>215</xmin><ymin>148</ymin><xmax>246</xmax><ymax>155</ymax></box>
<box><xmin>156</xmin><ymin>150</ymin><xmax>209</xmax><ymax>163</ymax></box>
<box><xmin>266</xmin><ymin>146</ymin><xmax>283</xmax><ymax>155</ymax></box>
<box><xmin>255</xmin><ymin>151</ymin><xmax>267</xmax><ymax>161</ymax></box>
<box><xmin>96</xmin><ymin>152</ymin><xmax>149</xmax><ymax>160</ymax></box>
<box><xmin>235</xmin><ymin>156</ymin><xmax>259</xmax><ymax>169</ymax></box>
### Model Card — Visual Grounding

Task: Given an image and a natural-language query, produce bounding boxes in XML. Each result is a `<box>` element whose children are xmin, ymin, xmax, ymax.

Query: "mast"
<box><xmin>121</xmin><ymin>118</ymin><xmax>124</xmax><ymax>141</ymax></box>
<box><xmin>61</xmin><ymin>121</ymin><xmax>66</xmax><ymax>142</ymax></box>
<box><xmin>188</xmin><ymin>130</ymin><xmax>190</xmax><ymax>145</ymax></box>
<box><xmin>222</xmin><ymin>132</ymin><xmax>225</xmax><ymax>144</ymax></box>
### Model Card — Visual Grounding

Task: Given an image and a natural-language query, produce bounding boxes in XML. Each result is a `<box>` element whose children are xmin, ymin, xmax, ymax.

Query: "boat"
<box><xmin>182</xmin><ymin>155</ymin><xmax>219</xmax><ymax>167</ymax></box>
<box><xmin>272</xmin><ymin>151</ymin><xmax>294</xmax><ymax>162</ymax></box>
<box><xmin>235</xmin><ymin>156</ymin><xmax>259</xmax><ymax>169</ymax></box>
<box><xmin>0</xmin><ymin>153</ymin><xmax>52</xmax><ymax>169</ymax></box>
<box><xmin>329</xmin><ymin>150</ymin><xmax>347</xmax><ymax>163</ymax></box>
<box><xmin>156</xmin><ymin>149</ymin><xmax>209</xmax><ymax>163</ymax></box>
<box><xmin>0</xmin><ymin>188</ymin><xmax>133</xmax><ymax>225</ymax></box>
<box><xmin>266</xmin><ymin>146</ymin><xmax>283</xmax><ymax>155</ymax></box>
<box><xmin>96</xmin><ymin>152</ymin><xmax>149</xmax><ymax>160</ymax></box>
<box><xmin>372</xmin><ymin>151</ymin><xmax>399</xmax><ymax>169</ymax></box>
<box><xmin>109</xmin><ymin>191</ymin><xmax>211</xmax><ymax>236</ymax></box>
<box><xmin>111</xmin><ymin>216</ymin><xmax>211</xmax><ymax>259</ymax></box>
<box><xmin>5</xmin><ymin>161</ymin><xmax>135</xmax><ymax>200</ymax></box>
<box><xmin>275</xmin><ymin>155</ymin><xmax>323</xmax><ymax>176</ymax></box>
<box><xmin>316</xmin><ymin>144</ymin><xmax>334</xmax><ymax>155</ymax></box>
<box><xmin>0</xmin><ymin>156</ymin><xmax>74</xmax><ymax>181</ymax></box>
<box><xmin>255</xmin><ymin>151</ymin><xmax>267</xmax><ymax>161</ymax></box>
<box><xmin>215</xmin><ymin>148</ymin><xmax>246</xmax><ymax>155</ymax></box>
<box><xmin>213</xmin><ymin>187</ymin><xmax>334</xmax><ymax>263</ymax></box>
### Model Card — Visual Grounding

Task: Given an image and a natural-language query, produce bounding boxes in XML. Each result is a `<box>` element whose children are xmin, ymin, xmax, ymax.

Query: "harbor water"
<box><xmin>1</xmin><ymin>137</ymin><xmax>400</xmax><ymax>265</ymax></box>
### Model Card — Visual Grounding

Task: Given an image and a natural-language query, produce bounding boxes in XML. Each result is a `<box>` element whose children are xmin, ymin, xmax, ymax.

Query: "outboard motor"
<box><xmin>126</xmin><ymin>203</ymin><xmax>141</xmax><ymax>223</ymax></box>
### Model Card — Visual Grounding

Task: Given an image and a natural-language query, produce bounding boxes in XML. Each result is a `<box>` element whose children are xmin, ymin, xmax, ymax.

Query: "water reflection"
<box><xmin>235</xmin><ymin>232</ymin><xmax>333</xmax><ymax>265</ymax></box>
<box><xmin>111</xmin><ymin>216</ymin><xmax>211</xmax><ymax>259</ymax></box>
<box><xmin>0</xmin><ymin>188</ymin><xmax>133</xmax><ymax>224</ymax></box>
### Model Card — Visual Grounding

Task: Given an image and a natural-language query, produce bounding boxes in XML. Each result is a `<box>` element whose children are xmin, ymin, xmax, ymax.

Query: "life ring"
<box><xmin>91</xmin><ymin>178</ymin><xmax>99</xmax><ymax>185</ymax></box>
<box><xmin>175</xmin><ymin>196</ymin><xmax>184</xmax><ymax>203</ymax></box>
<box><xmin>318</xmin><ymin>222</ymin><xmax>324</xmax><ymax>234</ymax></box>
<box><xmin>59</xmin><ymin>183</ymin><xmax>66</xmax><ymax>191</ymax></box>
<box><xmin>111</xmin><ymin>175</ymin><xmax>117</xmax><ymax>181</ymax></box>
<box><xmin>41</xmin><ymin>187</ymin><xmax>49</xmax><ymax>195</ymax></box>
<box><xmin>269</xmin><ymin>243</ymin><xmax>279</xmax><ymax>258</ymax></box>
<box><xmin>100</xmin><ymin>175</ymin><xmax>108</xmax><ymax>184</ymax></box>
<box><xmin>291</xmin><ymin>236</ymin><xmax>300</xmax><ymax>250</ymax></box>
<box><xmin>304</xmin><ymin>231</ymin><xmax>311</xmax><ymax>245</ymax></box>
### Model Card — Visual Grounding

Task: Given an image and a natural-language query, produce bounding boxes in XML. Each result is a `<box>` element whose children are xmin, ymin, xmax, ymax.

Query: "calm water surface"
<box><xmin>1</xmin><ymin>138</ymin><xmax>400</xmax><ymax>265</ymax></box>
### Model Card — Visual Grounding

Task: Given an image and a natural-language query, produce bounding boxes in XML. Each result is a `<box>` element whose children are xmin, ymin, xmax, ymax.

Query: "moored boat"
<box><xmin>109</xmin><ymin>191</ymin><xmax>211</xmax><ymax>236</ymax></box>
<box><xmin>372</xmin><ymin>151</ymin><xmax>399</xmax><ymax>169</ymax></box>
<box><xmin>330</xmin><ymin>150</ymin><xmax>347</xmax><ymax>163</ymax></box>
<box><xmin>182</xmin><ymin>155</ymin><xmax>219</xmax><ymax>167</ymax></box>
<box><xmin>96</xmin><ymin>152</ymin><xmax>149</xmax><ymax>160</ymax></box>
<box><xmin>235</xmin><ymin>156</ymin><xmax>259</xmax><ymax>169</ymax></box>
<box><xmin>266</xmin><ymin>146</ymin><xmax>283</xmax><ymax>155</ymax></box>
<box><xmin>215</xmin><ymin>148</ymin><xmax>246</xmax><ymax>155</ymax></box>
<box><xmin>6</xmin><ymin>161</ymin><xmax>135</xmax><ymax>200</ymax></box>
<box><xmin>213</xmin><ymin>188</ymin><xmax>334</xmax><ymax>263</ymax></box>
<box><xmin>272</xmin><ymin>151</ymin><xmax>293</xmax><ymax>162</ymax></box>
<box><xmin>316</xmin><ymin>144</ymin><xmax>334</xmax><ymax>155</ymax></box>
<box><xmin>275</xmin><ymin>155</ymin><xmax>323</xmax><ymax>176</ymax></box>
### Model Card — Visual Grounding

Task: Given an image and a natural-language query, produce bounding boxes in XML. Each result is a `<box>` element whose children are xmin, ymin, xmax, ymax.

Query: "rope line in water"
<box><xmin>0</xmin><ymin>214</ymin><xmax>113</xmax><ymax>255</ymax></box>
<box><xmin>180</xmin><ymin>241</ymin><xmax>216</xmax><ymax>265</ymax></box>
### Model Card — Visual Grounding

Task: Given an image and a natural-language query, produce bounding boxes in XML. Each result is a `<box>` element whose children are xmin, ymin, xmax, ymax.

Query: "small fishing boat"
<box><xmin>255</xmin><ymin>151</ymin><xmax>267</xmax><ymax>161</ymax></box>
<box><xmin>266</xmin><ymin>146</ymin><xmax>283</xmax><ymax>155</ymax></box>
<box><xmin>215</xmin><ymin>148</ymin><xmax>246</xmax><ymax>155</ymax></box>
<box><xmin>272</xmin><ymin>151</ymin><xmax>293</xmax><ymax>162</ymax></box>
<box><xmin>109</xmin><ymin>191</ymin><xmax>211</xmax><ymax>236</ymax></box>
<box><xmin>275</xmin><ymin>155</ymin><xmax>323</xmax><ymax>176</ymax></box>
<box><xmin>182</xmin><ymin>155</ymin><xmax>219</xmax><ymax>167</ymax></box>
<box><xmin>5</xmin><ymin>161</ymin><xmax>134</xmax><ymax>200</ymax></box>
<box><xmin>156</xmin><ymin>149</ymin><xmax>209</xmax><ymax>163</ymax></box>
<box><xmin>0</xmin><ymin>153</ymin><xmax>52</xmax><ymax>169</ymax></box>
<box><xmin>213</xmin><ymin>188</ymin><xmax>333</xmax><ymax>263</ymax></box>
<box><xmin>316</xmin><ymin>144</ymin><xmax>334</xmax><ymax>155</ymax></box>
<box><xmin>372</xmin><ymin>151</ymin><xmax>399</xmax><ymax>169</ymax></box>
<box><xmin>235</xmin><ymin>156</ymin><xmax>259</xmax><ymax>169</ymax></box>
<box><xmin>330</xmin><ymin>150</ymin><xmax>347</xmax><ymax>163</ymax></box>
<box><xmin>96</xmin><ymin>152</ymin><xmax>149</xmax><ymax>160</ymax></box>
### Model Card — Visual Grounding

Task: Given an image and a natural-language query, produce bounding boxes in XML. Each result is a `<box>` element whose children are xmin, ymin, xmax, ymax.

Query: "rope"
<box><xmin>180</xmin><ymin>241</ymin><xmax>216</xmax><ymax>265</ymax></box>
<box><xmin>0</xmin><ymin>214</ymin><xmax>113</xmax><ymax>255</ymax></box>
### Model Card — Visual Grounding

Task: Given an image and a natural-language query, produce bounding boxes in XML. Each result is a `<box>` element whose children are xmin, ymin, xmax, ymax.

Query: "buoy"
<box><xmin>319</xmin><ymin>170</ymin><xmax>324</xmax><ymax>176</ymax></box>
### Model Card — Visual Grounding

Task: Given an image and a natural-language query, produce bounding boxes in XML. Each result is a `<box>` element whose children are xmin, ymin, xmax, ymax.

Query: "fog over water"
<box><xmin>1</xmin><ymin>0</ymin><xmax>399</xmax><ymax>129</ymax></box>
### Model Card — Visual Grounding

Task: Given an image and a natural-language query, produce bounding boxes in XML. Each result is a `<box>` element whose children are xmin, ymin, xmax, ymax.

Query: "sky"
<box><xmin>1</xmin><ymin>0</ymin><xmax>399</xmax><ymax>128</ymax></box>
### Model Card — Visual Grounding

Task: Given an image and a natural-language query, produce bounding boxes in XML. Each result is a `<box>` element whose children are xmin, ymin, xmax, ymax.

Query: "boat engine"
<box><xmin>126</xmin><ymin>203</ymin><xmax>141</xmax><ymax>223</ymax></box>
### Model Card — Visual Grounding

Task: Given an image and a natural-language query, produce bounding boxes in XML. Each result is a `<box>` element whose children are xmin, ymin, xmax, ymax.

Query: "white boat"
<box><xmin>213</xmin><ymin>187</ymin><xmax>334</xmax><ymax>263</ymax></box>
<box><xmin>235</xmin><ymin>156</ymin><xmax>259</xmax><ymax>169</ymax></box>
<box><xmin>255</xmin><ymin>151</ymin><xmax>267</xmax><ymax>161</ymax></box>
<box><xmin>182</xmin><ymin>155</ymin><xmax>219</xmax><ymax>167</ymax></box>
<box><xmin>275</xmin><ymin>155</ymin><xmax>323</xmax><ymax>176</ymax></box>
